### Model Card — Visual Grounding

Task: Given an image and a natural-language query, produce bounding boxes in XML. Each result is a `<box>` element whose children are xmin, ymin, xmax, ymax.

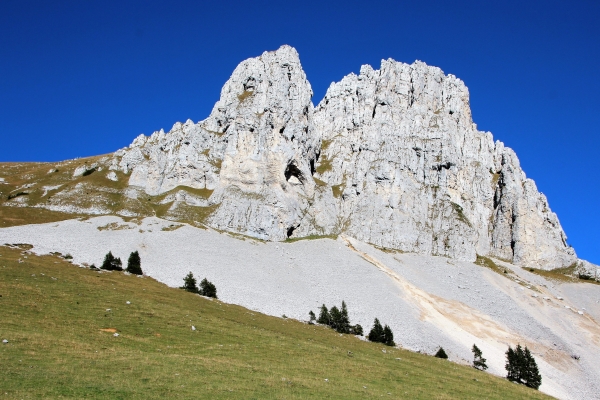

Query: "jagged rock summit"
<box><xmin>112</xmin><ymin>45</ymin><xmax>576</xmax><ymax>269</ymax></box>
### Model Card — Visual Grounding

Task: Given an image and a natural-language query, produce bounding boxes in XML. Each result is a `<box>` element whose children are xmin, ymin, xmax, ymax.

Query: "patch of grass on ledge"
<box><xmin>528</xmin><ymin>264</ymin><xmax>599</xmax><ymax>285</ymax></box>
<box><xmin>0</xmin><ymin>205</ymin><xmax>81</xmax><ymax>228</ymax></box>
<box><xmin>285</xmin><ymin>234</ymin><xmax>338</xmax><ymax>243</ymax></box>
<box><xmin>476</xmin><ymin>255</ymin><xmax>510</xmax><ymax>276</ymax></box>
<box><xmin>0</xmin><ymin>246</ymin><xmax>551</xmax><ymax>399</ymax></box>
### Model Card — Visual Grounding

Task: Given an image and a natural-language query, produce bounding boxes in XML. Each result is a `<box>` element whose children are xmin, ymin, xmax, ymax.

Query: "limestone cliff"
<box><xmin>112</xmin><ymin>45</ymin><xmax>576</xmax><ymax>269</ymax></box>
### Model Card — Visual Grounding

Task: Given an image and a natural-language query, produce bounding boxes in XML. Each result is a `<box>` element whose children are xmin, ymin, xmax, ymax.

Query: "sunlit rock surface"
<box><xmin>112</xmin><ymin>45</ymin><xmax>576</xmax><ymax>269</ymax></box>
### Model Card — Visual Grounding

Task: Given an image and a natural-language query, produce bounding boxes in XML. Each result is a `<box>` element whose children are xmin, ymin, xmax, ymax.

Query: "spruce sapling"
<box><xmin>472</xmin><ymin>344</ymin><xmax>488</xmax><ymax>370</ymax></box>
<box><xmin>126</xmin><ymin>251</ymin><xmax>142</xmax><ymax>275</ymax></box>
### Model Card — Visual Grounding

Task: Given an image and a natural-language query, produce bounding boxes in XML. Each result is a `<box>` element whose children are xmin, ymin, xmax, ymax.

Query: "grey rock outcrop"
<box><xmin>111</xmin><ymin>45</ymin><xmax>576</xmax><ymax>269</ymax></box>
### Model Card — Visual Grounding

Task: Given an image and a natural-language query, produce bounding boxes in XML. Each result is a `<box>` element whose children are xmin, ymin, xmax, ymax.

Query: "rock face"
<box><xmin>112</xmin><ymin>45</ymin><xmax>576</xmax><ymax>269</ymax></box>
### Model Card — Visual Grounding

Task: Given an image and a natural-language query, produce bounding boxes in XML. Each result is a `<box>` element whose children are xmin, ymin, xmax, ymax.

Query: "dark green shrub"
<box><xmin>472</xmin><ymin>344</ymin><xmax>488</xmax><ymax>370</ymax></box>
<box><xmin>308</xmin><ymin>310</ymin><xmax>316</xmax><ymax>324</ymax></box>
<box><xmin>101</xmin><ymin>251</ymin><xmax>122</xmax><ymax>271</ymax></box>
<box><xmin>126</xmin><ymin>251</ymin><xmax>142</xmax><ymax>275</ymax></box>
<box><xmin>181</xmin><ymin>272</ymin><xmax>199</xmax><ymax>293</ymax></box>
<box><xmin>505</xmin><ymin>344</ymin><xmax>541</xmax><ymax>389</ymax></box>
<box><xmin>435</xmin><ymin>347</ymin><xmax>448</xmax><ymax>359</ymax></box>
<box><xmin>199</xmin><ymin>278</ymin><xmax>217</xmax><ymax>298</ymax></box>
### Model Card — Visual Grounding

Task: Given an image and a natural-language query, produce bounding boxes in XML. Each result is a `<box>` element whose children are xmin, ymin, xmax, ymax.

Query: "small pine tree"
<box><xmin>199</xmin><ymin>278</ymin><xmax>217</xmax><ymax>298</ymax></box>
<box><xmin>181</xmin><ymin>272</ymin><xmax>199</xmax><ymax>293</ymax></box>
<box><xmin>329</xmin><ymin>306</ymin><xmax>343</xmax><ymax>332</ymax></box>
<box><xmin>308</xmin><ymin>310</ymin><xmax>316</xmax><ymax>324</ymax></box>
<box><xmin>383</xmin><ymin>325</ymin><xmax>395</xmax><ymax>346</ymax></box>
<box><xmin>317</xmin><ymin>304</ymin><xmax>330</xmax><ymax>325</ymax></box>
<box><xmin>113</xmin><ymin>257</ymin><xmax>122</xmax><ymax>271</ymax></box>
<box><xmin>522</xmin><ymin>347</ymin><xmax>542</xmax><ymax>389</ymax></box>
<box><xmin>472</xmin><ymin>344</ymin><xmax>488</xmax><ymax>370</ymax></box>
<box><xmin>506</xmin><ymin>345</ymin><xmax>541</xmax><ymax>389</ymax></box>
<box><xmin>368</xmin><ymin>318</ymin><xmax>385</xmax><ymax>343</ymax></box>
<box><xmin>126</xmin><ymin>251</ymin><xmax>142</xmax><ymax>275</ymax></box>
<box><xmin>435</xmin><ymin>347</ymin><xmax>448</xmax><ymax>359</ymax></box>
<box><xmin>101</xmin><ymin>251</ymin><xmax>115</xmax><ymax>270</ymax></box>
<box><xmin>101</xmin><ymin>251</ymin><xmax>123</xmax><ymax>271</ymax></box>
<box><xmin>339</xmin><ymin>301</ymin><xmax>351</xmax><ymax>334</ymax></box>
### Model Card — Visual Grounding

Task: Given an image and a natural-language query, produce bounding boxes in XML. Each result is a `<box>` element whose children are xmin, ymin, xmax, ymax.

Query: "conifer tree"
<box><xmin>351</xmin><ymin>324</ymin><xmax>363</xmax><ymax>336</ymax></box>
<box><xmin>435</xmin><ymin>347</ymin><xmax>448</xmax><ymax>359</ymax></box>
<box><xmin>506</xmin><ymin>345</ymin><xmax>541</xmax><ymax>389</ymax></box>
<box><xmin>126</xmin><ymin>251</ymin><xmax>142</xmax><ymax>275</ymax></box>
<box><xmin>472</xmin><ymin>344</ymin><xmax>488</xmax><ymax>370</ymax></box>
<box><xmin>368</xmin><ymin>318</ymin><xmax>385</xmax><ymax>343</ymax></box>
<box><xmin>310</xmin><ymin>301</ymin><xmax>356</xmax><ymax>334</ymax></box>
<box><xmin>113</xmin><ymin>257</ymin><xmax>122</xmax><ymax>271</ymax></box>
<box><xmin>339</xmin><ymin>301</ymin><xmax>351</xmax><ymax>334</ymax></box>
<box><xmin>199</xmin><ymin>278</ymin><xmax>217</xmax><ymax>298</ymax></box>
<box><xmin>383</xmin><ymin>325</ymin><xmax>395</xmax><ymax>347</ymax></box>
<box><xmin>101</xmin><ymin>251</ymin><xmax>123</xmax><ymax>271</ymax></box>
<box><xmin>101</xmin><ymin>251</ymin><xmax>114</xmax><ymax>270</ymax></box>
<box><xmin>308</xmin><ymin>310</ymin><xmax>316</xmax><ymax>324</ymax></box>
<box><xmin>522</xmin><ymin>347</ymin><xmax>542</xmax><ymax>389</ymax></box>
<box><xmin>329</xmin><ymin>305</ymin><xmax>342</xmax><ymax>331</ymax></box>
<box><xmin>181</xmin><ymin>272</ymin><xmax>199</xmax><ymax>293</ymax></box>
<box><xmin>317</xmin><ymin>304</ymin><xmax>330</xmax><ymax>325</ymax></box>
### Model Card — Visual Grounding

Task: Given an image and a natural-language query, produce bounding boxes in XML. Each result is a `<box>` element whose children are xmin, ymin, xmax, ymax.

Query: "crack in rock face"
<box><xmin>112</xmin><ymin>45</ymin><xmax>576</xmax><ymax>269</ymax></box>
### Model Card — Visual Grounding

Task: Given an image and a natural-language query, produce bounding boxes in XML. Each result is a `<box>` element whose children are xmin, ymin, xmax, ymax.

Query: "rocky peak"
<box><xmin>111</xmin><ymin>46</ymin><xmax>576</xmax><ymax>269</ymax></box>
<box><xmin>202</xmin><ymin>45</ymin><xmax>318</xmax><ymax>239</ymax></box>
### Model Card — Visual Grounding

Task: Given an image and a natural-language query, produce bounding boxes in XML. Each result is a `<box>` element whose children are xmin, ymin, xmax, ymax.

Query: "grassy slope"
<box><xmin>0</xmin><ymin>160</ymin><xmax>216</xmax><ymax>228</ymax></box>
<box><xmin>0</xmin><ymin>246</ymin><xmax>550</xmax><ymax>399</ymax></box>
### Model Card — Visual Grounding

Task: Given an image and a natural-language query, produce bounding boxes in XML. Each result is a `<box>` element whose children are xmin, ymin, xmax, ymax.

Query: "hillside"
<box><xmin>1</xmin><ymin>215</ymin><xmax>599</xmax><ymax>399</ymax></box>
<box><xmin>0</xmin><ymin>244</ymin><xmax>550</xmax><ymax>399</ymax></box>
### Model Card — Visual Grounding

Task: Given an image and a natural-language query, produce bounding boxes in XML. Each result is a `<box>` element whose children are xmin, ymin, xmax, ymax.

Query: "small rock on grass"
<box><xmin>2</xmin><ymin>339</ymin><xmax>8</xmax><ymax>344</ymax></box>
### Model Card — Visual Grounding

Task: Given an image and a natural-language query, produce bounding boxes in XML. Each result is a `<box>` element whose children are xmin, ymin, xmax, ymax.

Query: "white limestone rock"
<box><xmin>118</xmin><ymin>121</ymin><xmax>220</xmax><ymax>195</ymax></box>
<box><xmin>575</xmin><ymin>259</ymin><xmax>599</xmax><ymax>279</ymax></box>
<box><xmin>202</xmin><ymin>45</ymin><xmax>319</xmax><ymax>240</ymax></box>
<box><xmin>73</xmin><ymin>163</ymin><xmax>98</xmax><ymax>177</ymax></box>
<box><xmin>310</xmin><ymin>59</ymin><xmax>575</xmax><ymax>268</ymax></box>
<box><xmin>105</xmin><ymin>171</ymin><xmax>118</xmax><ymax>182</ymax></box>
<box><xmin>111</xmin><ymin>46</ymin><xmax>576</xmax><ymax>269</ymax></box>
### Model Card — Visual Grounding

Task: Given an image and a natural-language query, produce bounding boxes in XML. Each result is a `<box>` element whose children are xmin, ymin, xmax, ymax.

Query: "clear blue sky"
<box><xmin>1</xmin><ymin>0</ymin><xmax>598</xmax><ymax>264</ymax></box>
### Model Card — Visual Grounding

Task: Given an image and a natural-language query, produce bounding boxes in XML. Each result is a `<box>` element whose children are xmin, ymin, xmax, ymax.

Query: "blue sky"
<box><xmin>1</xmin><ymin>0</ymin><xmax>598</xmax><ymax>263</ymax></box>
